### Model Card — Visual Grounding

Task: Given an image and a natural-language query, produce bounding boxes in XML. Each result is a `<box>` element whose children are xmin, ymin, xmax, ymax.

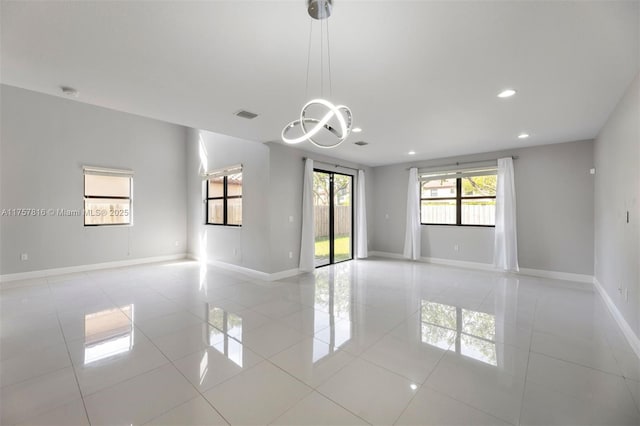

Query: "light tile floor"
<box><xmin>1</xmin><ymin>258</ymin><xmax>639</xmax><ymax>425</ymax></box>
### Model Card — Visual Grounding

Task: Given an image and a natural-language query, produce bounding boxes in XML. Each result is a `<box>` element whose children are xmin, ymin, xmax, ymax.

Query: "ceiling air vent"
<box><xmin>354</xmin><ymin>141</ymin><xmax>368</xmax><ymax>146</ymax></box>
<box><xmin>235</xmin><ymin>110</ymin><xmax>259</xmax><ymax>119</ymax></box>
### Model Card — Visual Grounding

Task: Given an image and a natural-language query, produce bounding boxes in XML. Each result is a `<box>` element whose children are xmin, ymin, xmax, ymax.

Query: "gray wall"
<box><xmin>185</xmin><ymin>135</ymin><xmax>374</xmax><ymax>275</ymax></box>
<box><xmin>186</xmin><ymin>128</ymin><xmax>271</xmax><ymax>273</ymax></box>
<box><xmin>594</xmin><ymin>72</ymin><xmax>640</xmax><ymax>336</ymax></box>
<box><xmin>1</xmin><ymin>83</ymin><xmax>602</xmax><ymax>283</ymax></box>
<box><xmin>0</xmin><ymin>85</ymin><xmax>187</xmax><ymax>274</ymax></box>
<box><xmin>266</xmin><ymin>143</ymin><xmax>374</xmax><ymax>273</ymax></box>
<box><xmin>1</xmin><ymin>87</ymin><xmax>373</xmax><ymax>277</ymax></box>
<box><xmin>371</xmin><ymin>140</ymin><xmax>595</xmax><ymax>275</ymax></box>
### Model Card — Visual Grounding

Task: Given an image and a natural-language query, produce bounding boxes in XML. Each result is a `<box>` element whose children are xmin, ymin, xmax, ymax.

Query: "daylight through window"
<box><xmin>420</xmin><ymin>166</ymin><xmax>496</xmax><ymax>226</ymax></box>
<box><xmin>206</xmin><ymin>167</ymin><xmax>242</xmax><ymax>226</ymax></box>
<box><xmin>83</xmin><ymin>167</ymin><xmax>132</xmax><ymax>226</ymax></box>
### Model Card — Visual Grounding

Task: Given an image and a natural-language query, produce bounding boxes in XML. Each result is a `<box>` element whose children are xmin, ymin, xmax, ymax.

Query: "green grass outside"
<box><xmin>315</xmin><ymin>235</ymin><xmax>351</xmax><ymax>261</ymax></box>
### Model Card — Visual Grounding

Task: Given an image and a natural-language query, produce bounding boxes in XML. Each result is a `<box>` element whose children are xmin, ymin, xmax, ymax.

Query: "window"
<box><xmin>206</xmin><ymin>169</ymin><xmax>242</xmax><ymax>226</ymax></box>
<box><xmin>84</xmin><ymin>167</ymin><xmax>132</xmax><ymax>226</ymax></box>
<box><xmin>420</xmin><ymin>168</ymin><xmax>496</xmax><ymax>226</ymax></box>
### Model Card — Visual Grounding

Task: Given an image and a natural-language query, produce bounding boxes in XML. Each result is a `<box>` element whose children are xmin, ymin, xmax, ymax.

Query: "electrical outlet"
<box><xmin>288</xmin><ymin>251</ymin><xmax>293</xmax><ymax>259</ymax></box>
<box><xmin>454</xmin><ymin>244</ymin><xmax>459</xmax><ymax>252</ymax></box>
<box><xmin>289</xmin><ymin>216</ymin><xmax>294</xmax><ymax>223</ymax></box>
<box><xmin>20</xmin><ymin>253</ymin><xmax>28</xmax><ymax>261</ymax></box>
<box><xmin>174</xmin><ymin>241</ymin><xmax>179</xmax><ymax>247</ymax></box>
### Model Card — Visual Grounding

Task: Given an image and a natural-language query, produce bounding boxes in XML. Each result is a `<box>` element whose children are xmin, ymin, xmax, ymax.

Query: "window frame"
<box><xmin>420</xmin><ymin>175</ymin><xmax>496</xmax><ymax>227</ymax></box>
<box><xmin>206</xmin><ymin>174</ymin><xmax>242</xmax><ymax>227</ymax></box>
<box><xmin>83</xmin><ymin>170</ymin><xmax>133</xmax><ymax>227</ymax></box>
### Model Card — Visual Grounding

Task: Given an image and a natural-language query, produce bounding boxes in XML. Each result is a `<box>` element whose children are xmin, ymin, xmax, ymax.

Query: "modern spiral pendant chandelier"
<box><xmin>281</xmin><ymin>0</ymin><xmax>353</xmax><ymax>149</ymax></box>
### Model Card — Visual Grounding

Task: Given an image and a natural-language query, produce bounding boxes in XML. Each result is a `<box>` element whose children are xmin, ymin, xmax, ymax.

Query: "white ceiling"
<box><xmin>2</xmin><ymin>1</ymin><xmax>639</xmax><ymax>166</ymax></box>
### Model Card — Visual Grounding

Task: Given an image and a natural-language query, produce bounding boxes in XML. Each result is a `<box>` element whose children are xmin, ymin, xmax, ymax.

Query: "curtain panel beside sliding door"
<box><xmin>493</xmin><ymin>157</ymin><xmax>519</xmax><ymax>271</ymax></box>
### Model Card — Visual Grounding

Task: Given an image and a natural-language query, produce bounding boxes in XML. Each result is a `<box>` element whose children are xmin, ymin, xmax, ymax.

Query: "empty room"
<box><xmin>1</xmin><ymin>1</ymin><xmax>639</xmax><ymax>425</ymax></box>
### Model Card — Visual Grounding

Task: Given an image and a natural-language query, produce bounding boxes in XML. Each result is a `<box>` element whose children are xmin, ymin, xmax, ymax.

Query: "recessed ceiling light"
<box><xmin>410</xmin><ymin>384</ymin><xmax>418</xmax><ymax>391</ymax></box>
<box><xmin>408</xmin><ymin>151</ymin><xmax>416</xmax><ymax>155</ymax></box>
<box><xmin>518</xmin><ymin>133</ymin><xmax>529</xmax><ymax>139</ymax></box>
<box><xmin>497</xmin><ymin>89</ymin><xmax>516</xmax><ymax>98</ymax></box>
<box><xmin>352</xmin><ymin>127</ymin><xmax>362</xmax><ymax>133</ymax></box>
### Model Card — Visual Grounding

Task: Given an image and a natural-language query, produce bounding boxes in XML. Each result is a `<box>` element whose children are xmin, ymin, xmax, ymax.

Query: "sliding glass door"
<box><xmin>314</xmin><ymin>170</ymin><xmax>353</xmax><ymax>267</ymax></box>
<box><xmin>333</xmin><ymin>173</ymin><xmax>353</xmax><ymax>263</ymax></box>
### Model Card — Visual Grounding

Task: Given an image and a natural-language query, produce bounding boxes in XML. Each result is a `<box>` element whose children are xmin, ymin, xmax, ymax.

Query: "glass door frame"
<box><xmin>314</xmin><ymin>168</ymin><xmax>354</xmax><ymax>268</ymax></box>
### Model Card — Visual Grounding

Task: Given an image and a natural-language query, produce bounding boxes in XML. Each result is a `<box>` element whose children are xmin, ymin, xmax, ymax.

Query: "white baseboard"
<box><xmin>369</xmin><ymin>251</ymin><xmax>639</xmax><ymax>359</ymax></box>
<box><xmin>0</xmin><ymin>254</ymin><xmax>188</xmax><ymax>285</ymax></box>
<box><xmin>593</xmin><ymin>277</ymin><xmax>640</xmax><ymax>358</ymax></box>
<box><xmin>370</xmin><ymin>250</ymin><xmax>406</xmax><ymax>260</ymax></box>
<box><xmin>371</xmin><ymin>250</ymin><xmax>497</xmax><ymax>272</ymax></box>
<box><xmin>421</xmin><ymin>256</ymin><xmax>497</xmax><ymax>272</ymax></box>
<box><xmin>518</xmin><ymin>267</ymin><xmax>593</xmax><ymax>284</ymax></box>
<box><xmin>187</xmin><ymin>253</ymin><xmax>301</xmax><ymax>282</ymax></box>
<box><xmin>269</xmin><ymin>268</ymin><xmax>303</xmax><ymax>281</ymax></box>
<box><xmin>370</xmin><ymin>250</ymin><xmax>592</xmax><ymax>283</ymax></box>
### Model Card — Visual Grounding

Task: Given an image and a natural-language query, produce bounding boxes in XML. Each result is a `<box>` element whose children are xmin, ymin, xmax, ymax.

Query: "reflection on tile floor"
<box><xmin>1</xmin><ymin>258</ymin><xmax>639</xmax><ymax>425</ymax></box>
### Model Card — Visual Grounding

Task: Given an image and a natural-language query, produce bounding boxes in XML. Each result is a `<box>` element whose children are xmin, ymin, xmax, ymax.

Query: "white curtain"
<box><xmin>403</xmin><ymin>167</ymin><xmax>421</xmax><ymax>260</ymax></box>
<box><xmin>299</xmin><ymin>159</ymin><xmax>315</xmax><ymax>272</ymax></box>
<box><xmin>356</xmin><ymin>170</ymin><xmax>368</xmax><ymax>258</ymax></box>
<box><xmin>494</xmin><ymin>157</ymin><xmax>519</xmax><ymax>271</ymax></box>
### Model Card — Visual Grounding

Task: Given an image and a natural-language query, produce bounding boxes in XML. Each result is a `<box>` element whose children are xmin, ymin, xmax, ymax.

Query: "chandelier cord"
<box><xmin>320</xmin><ymin>17</ymin><xmax>324</xmax><ymax>98</ymax></box>
<box><xmin>281</xmin><ymin>0</ymin><xmax>352</xmax><ymax>149</ymax></box>
<box><xmin>327</xmin><ymin>18</ymin><xmax>332</xmax><ymax>98</ymax></box>
<box><xmin>305</xmin><ymin>18</ymin><xmax>313</xmax><ymax>100</ymax></box>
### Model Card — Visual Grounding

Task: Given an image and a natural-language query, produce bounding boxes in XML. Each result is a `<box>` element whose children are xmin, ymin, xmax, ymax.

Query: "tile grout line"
<box><xmin>147</xmin><ymin>290</ymin><xmax>360</xmax><ymax>426</ymax></box>
<box><xmin>517</xmin><ymin>296</ymin><xmax>539</xmax><ymax>426</ymax></box>
<box><xmin>423</xmin><ymin>385</ymin><xmax>518</xmax><ymax>426</ymax></box>
<box><xmin>524</xmin><ymin>352</ymin><xmax>640</xmax><ymax>420</ymax></box>
<box><xmin>397</xmin><ymin>296</ymin><xmax>528</xmax><ymax>426</ymax></box>
<box><xmin>623</xmin><ymin>377</ymin><xmax>640</xmax><ymax>417</ymax></box>
<box><xmin>254</xmin><ymin>359</ymin><xmax>318</xmax><ymax>425</ymax></box>
<box><xmin>101</xmin><ymin>280</ymin><xmax>234</xmax><ymax>426</ymax></box>
<box><xmin>267</xmin><ymin>344</ymin><xmax>373</xmax><ymax>425</ymax></box>
<box><xmin>124</xmin><ymin>321</ymin><xmax>232</xmax><ymax>425</ymax></box>
<box><xmin>599</xmin><ymin>308</ymin><xmax>640</xmax><ymax>384</ymax></box>
<box><xmin>389</xmin><ymin>363</ymin><xmax>443</xmax><ymax>423</ymax></box>
<box><xmin>259</xmin><ymin>267</ymin><xmax>374</xmax><ymax>424</ymax></box>
<box><xmin>527</xmin><ymin>345</ymin><xmax>626</xmax><ymax>378</ymax></box>
<box><xmin>270</xmin><ymin>269</ymin><xmax>497</xmax><ymax>424</ymax></box>
<box><xmin>419</xmin><ymin>371</ymin><xmax>522</xmax><ymax>426</ymax></box>
<box><xmin>10</xmin><ymin>259</ymin><xmax>638</xmax><ymax>425</ymax></box>
<box><xmin>389</xmin><ymin>328</ymin><xmax>460</xmax><ymax>425</ymax></box>
<box><xmin>526</xmin><ymin>295</ymin><xmax>640</xmax><ymax>423</ymax></box>
<box><xmin>49</xmin><ymin>277</ymin><xmax>92</xmax><ymax>426</ymax></box>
